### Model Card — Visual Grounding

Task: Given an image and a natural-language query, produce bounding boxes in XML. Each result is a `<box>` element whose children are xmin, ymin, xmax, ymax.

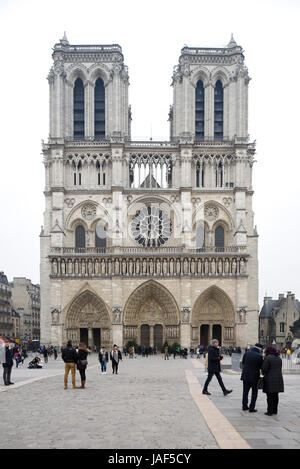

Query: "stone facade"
<box><xmin>259</xmin><ymin>292</ymin><xmax>300</xmax><ymax>349</ymax></box>
<box><xmin>40</xmin><ymin>34</ymin><xmax>259</xmax><ymax>349</ymax></box>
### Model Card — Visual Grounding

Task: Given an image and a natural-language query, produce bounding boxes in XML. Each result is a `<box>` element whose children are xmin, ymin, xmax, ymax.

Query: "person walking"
<box><xmin>240</xmin><ymin>343</ymin><xmax>263</xmax><ymax>412</ymax></box>
<box><xmin>2</xmin><ymin>341</ymin><xmax>14</xmax><ymax>386</ymax></box>
<box><xmin>43</xmin><ymin>347</ymin><xmax>48</xmax><ymax>364</ymax></box>
<box><xmin>202</xmin><ymin>339</ymin><xmax>232</xmax><ymax>396</ymax></box>
<box><xmin>261</xmin><ymin>346</ymin><xmax>284</xmax><ymax>416</ymax></box>
<box><xmin>62</xmin><ymin>340</ymin><xmax>78</xmax><ymax>389</ymax></box>
<box><xmin>164</xmin><ymin>346</ymin><xmax>169</xmax><ymax>360</ymax></box>
<box><xmin>76</xmin><ymin>342</ymin><xmax>90</xmax><ymax>389</ymax></box>
<box><xmin>99</xmin><ymin>346</ymin><xmax>109</xmax><ymax>374</ymax></box>
<box><xmin>110</xmin><ymin>345</ymin><xmax>122</xmax><ymax>374</ymax></box>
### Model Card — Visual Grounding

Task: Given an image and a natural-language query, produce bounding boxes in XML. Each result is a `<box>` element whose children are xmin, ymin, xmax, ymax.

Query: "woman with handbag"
<box><xmin>76</xmin><ymin>343</ymin><xmax>90</xmax><ymax>389</ymax></box>
<box><xmin>261</xmin><ymin>346</ymin><xmax>284</xmax><ymax>416</ymax></box>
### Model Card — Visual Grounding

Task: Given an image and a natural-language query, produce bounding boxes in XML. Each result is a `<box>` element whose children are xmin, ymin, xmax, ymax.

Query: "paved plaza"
<box><xmin>0</xmin><ymin>353</ymin><xmax>300</xmax><ymax>449</ymax></box>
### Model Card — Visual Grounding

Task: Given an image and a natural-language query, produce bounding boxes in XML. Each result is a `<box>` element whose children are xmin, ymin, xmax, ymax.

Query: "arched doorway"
<box><xmin>192</xmin><ymin>286</ymin><xmax>235</xmax><ymax>347</ymax></box>
<box><xmin>65</xmin><ymin>290</ymin><xmax>112</xmax><ymax>349</ymax></box>
<box><xmin>123</xmin><ymin>280</ymin><xmax>180</xmax><ymax>348</ymax></box>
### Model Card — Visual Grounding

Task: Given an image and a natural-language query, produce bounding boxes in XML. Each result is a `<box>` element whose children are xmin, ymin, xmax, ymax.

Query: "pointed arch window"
<box><xmin>196</xmin><ymin>224</ymin><xmax>205</xmax><ymax>250</ymax></box>
<box><xmin>75</xmin><ymin>225</ymin><xmax>85</xmax><ymax>248</ymax></box>
<box><xmin>195</xmin><ymin>80</ymin><xmax>205</xmax><ymax>141</ymax></box>
<box><xmin>94</xmin><ymin>77</ymin><xmax>105</xmax><ymax>138</ymax></box>
<box><xmin>215</xmin><ymin>225</ymin><xmax>225</xmax><ymax>250</ymax></box>
<box><xmin>214</xmin><ymin>80</ymin><xmax>223</xmax><ymax>141</ymax></box>
<box><xmin>95</xmin><ymin>224</ymin><xmax>107</xmax><ymax>249</ymax></box>
<box><xmin>73</xmin><ymin>78</ymin><xmax>84</xmax><ymax>139</ymax></box>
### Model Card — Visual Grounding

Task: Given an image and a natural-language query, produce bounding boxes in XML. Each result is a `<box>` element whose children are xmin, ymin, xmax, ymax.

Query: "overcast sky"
<box><xmin>0</xmin><ymin>0</ymin><xmax>299</xmax><ymax>307</ymax></box>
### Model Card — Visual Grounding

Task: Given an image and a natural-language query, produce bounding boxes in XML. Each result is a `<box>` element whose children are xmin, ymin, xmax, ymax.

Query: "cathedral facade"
<box><xmin>40</xmin><ymin>34</ymin><xmax>259</xmax><ymax>349</ymax></box>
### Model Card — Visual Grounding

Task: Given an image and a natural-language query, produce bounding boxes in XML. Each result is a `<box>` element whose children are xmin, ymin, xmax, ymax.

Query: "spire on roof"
<box><xmin>60</xmin><ymin>31</ymin><xmax>69</xmax><ymax>46</ymax></box>
<box><xmin>227</xmin><ymin>34</ymin><xmax>237</xmax><ymax>48</ymax></box>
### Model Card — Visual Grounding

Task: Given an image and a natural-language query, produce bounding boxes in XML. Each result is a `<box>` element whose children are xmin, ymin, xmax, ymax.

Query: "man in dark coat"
<box><xmin>2</xmin><ymin>341</ymin><xmax>14</xmax><ymax>385</ymax></box>
<box><xmin>240</xmin><ymin>343</ymin><xmax>263</xmax><ymax>412</ymax></box>
<box><xmin>202</xmin><ymin>339</ymin><xmax>232</xmax><ymax>396</ymax></box>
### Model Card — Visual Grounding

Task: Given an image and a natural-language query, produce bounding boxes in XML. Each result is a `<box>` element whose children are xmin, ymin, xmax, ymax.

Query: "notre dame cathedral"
<box><xmin>40</xmin><ymin>33</ymin><xmax>259</xmax><ymax>349</ymax></box>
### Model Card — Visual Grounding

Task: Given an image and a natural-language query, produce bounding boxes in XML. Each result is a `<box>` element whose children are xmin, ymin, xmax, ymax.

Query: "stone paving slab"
<box><xmin>190</xmin><ymin>358</ymin><xmax>300</xmax><ymax>449</ymax></box>
<box><xmin>0</xmin><ymin>354</ymin><xmax>219</xmax><ymax>449</ymax></box>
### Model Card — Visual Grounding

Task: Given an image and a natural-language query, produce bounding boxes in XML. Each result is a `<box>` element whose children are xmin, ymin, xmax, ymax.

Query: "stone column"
<box><xmin>88</xmin><ymin>328</ymin><xmax>94</xmax><ymax>348</ymax></box>
<box><xmin>150</xmin><ymin>326</ymin><xmax>154</xmax><ymax>348</ymax></box>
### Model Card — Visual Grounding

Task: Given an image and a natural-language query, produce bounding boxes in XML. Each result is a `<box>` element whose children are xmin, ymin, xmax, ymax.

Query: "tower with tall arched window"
<box><xmin>41</xmin><ymin>34</ymin><xmax>258</xmax><ymax>350</ymax></box>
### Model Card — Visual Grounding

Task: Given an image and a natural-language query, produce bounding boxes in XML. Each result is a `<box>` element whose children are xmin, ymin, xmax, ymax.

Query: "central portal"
<box><xmin>123</xmin><ymin>280</ymin><xmax>180</xmax><ymax>348</ymax></box>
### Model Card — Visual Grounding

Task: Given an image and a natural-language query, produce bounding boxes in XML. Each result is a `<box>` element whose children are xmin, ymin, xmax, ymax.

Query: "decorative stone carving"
<box><xmin>51</xmin><ymin>308</ymin><xmax>60</xmax><ymax>324</ymax></box>
<box><xmin>112</xmin><ymin>306</ymin><xmax>122</xmax><ymax>324</ymax></box>
<box><xmin>204</xmin><ymin>204</ymin><xmax>219</xmax><ymax>221</ymax></box>
<box><xmin>237</xmin><ymin>307</ymin><xmax>247</xmax><ymax>323</ymax></box>
<box><xmin>64</xmin><ymin>198</ymin><xmax>75</xmax><ymax>208</ymax></box>
<box><xmin>81</xmin><ymin>203</ymin><xmax>97</xmax><ymax>221</ymax></box>
<box><xmin>181</xmin><ymin>307</ymin><xmax>191</xmax><ymax>323</ymax></box>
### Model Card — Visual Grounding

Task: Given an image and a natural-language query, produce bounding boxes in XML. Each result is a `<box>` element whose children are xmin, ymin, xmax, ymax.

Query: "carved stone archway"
<box><xmin>123</xmin><ymin>280</ymin><xmax>180</xmax><ymax>348</ymax></box>
<box><xmin>65</xmin><ymin>290</ymin><xmax>112</xmax><ymax>347</ymax></box>
<box><xmin>192</xmin><ymin>286</ymin><xmax>235</xmax><ymax>346</ymax></box>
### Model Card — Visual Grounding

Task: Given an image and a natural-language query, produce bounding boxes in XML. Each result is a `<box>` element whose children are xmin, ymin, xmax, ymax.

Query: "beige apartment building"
<box><xmin>12</xmin><ymin>278</ymin><xmax>40</xmax><ymax>342</ymax></box>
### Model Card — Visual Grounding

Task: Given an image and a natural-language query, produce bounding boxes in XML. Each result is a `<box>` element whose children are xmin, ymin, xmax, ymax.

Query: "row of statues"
<box><xmin>51</xmin><ymin>256</ymin><xmax>247</xmax><ymax>276</ymax></box>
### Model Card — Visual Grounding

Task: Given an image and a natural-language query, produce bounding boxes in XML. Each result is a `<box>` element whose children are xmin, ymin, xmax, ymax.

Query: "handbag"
<box><xmin>77</xmin><ymin>359</ymin><xmax>87</xmax><ymax>369</ymax></box>
<box><xmin>257</xmin><ymin>376</ymin><xmax>264</xmax><ymax>390</ymax></box>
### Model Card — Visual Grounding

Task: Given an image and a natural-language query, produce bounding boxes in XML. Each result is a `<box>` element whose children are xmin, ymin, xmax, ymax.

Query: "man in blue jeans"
<box><xmin>240</xmin><ymin>343</ymin><xmax>263</xmax><ymax>412</ymax></box>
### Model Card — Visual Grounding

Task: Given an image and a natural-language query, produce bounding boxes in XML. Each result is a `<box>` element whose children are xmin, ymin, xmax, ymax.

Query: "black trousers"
<box><xmin>203</xmin><ymin>372</ymin><xmax>226</xmax><ymax>392</ymax></box>
<box><xmin>3</xmin><ymin>365</ymin><xmax>12</xmax><ymax>384</ymax></box>
<box><xmin>242</xmin><ymin>381</ymin><xmax>258</xmax><ymax>410</ymax></box>
<box><xmin>112</xmin><ymin>361</ymin><xmax>119</xmax><ymax>374</ymax></box>
<box><xmin>78</xmin><ymin>368</ymin><xmax>86</xmax><ymax>381</ymax></box>
<box><xmin>266</xmin><ymin>392</ymin><xmax>279</xmax><ymax>414</ymax></box>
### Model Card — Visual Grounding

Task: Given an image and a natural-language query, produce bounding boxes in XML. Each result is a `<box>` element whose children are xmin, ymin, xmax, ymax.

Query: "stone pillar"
<box><xmin>88</xmin><ymin>328</ymin><xmax>93</xmax><ymax>348</ymax></box>
<box><xmin>150</xmin><ymin>325</ymin><xmax>154</xmax><ymax>348</ymax></box>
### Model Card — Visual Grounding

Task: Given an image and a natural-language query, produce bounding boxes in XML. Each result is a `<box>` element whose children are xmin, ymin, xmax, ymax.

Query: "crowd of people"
<box><xmin>1</xmin><ymin>337</ymin><xmax>286</xmax><ymax>416</ymax></box>
<box><xmin>62</xmin><ymin>341</ymin><xmax>123</xmax><ymax>389</ymax></box>
<box><xmin>202</xmin><ymin>340</ymin><xmax>285</xmax><ymax>416</ymax></box>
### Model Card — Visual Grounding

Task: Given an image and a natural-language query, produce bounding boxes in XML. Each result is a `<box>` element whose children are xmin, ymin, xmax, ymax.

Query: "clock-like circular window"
<box><xmin>131</xmin><ymin>206</ymin><xmax>172</xmax><ymax>247</ymax></box>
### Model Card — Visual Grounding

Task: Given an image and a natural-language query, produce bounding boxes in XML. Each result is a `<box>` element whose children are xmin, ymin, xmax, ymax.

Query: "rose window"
<box><xmin>131</xmin><ymin>206</ymin><xmax>172</xmax><ymax>247</ymax></box>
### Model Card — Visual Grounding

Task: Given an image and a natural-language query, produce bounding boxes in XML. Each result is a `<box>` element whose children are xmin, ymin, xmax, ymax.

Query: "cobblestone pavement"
<box><xmin>1</xmin><ymin>354</ymin><xmax>299</xmax><ymax>449</ymax></box>
<box><xmin>0</xmin><ymin>354</ymin><xmax>217</xmax><ymax>449</ymax></box>
<box><xmin>191</xmin><ymin>360</ymin><xmax>300</xmax><ymax>449</ymax></box>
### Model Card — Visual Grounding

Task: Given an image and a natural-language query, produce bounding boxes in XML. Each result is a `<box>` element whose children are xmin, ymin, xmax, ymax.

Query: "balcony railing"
<box><xmin>50</xmin><ymin>245</ymin><xmax>247</xmax><ymax>255</ymax></box>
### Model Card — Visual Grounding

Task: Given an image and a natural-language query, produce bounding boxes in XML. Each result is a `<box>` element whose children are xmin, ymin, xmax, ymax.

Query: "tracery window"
<box><xmin>73</xmin><ymin>78</ymin><xmax>84</xmax><ymax>139</ymax></box>
<box><xmin>131</xmin><ymin>206</ymin><xmax>172</xmax><ymax>247</ymax></box>
<box><xmin>195</xmin><ymin>80</ymin><xmax>205</xmax><ymax>141</ymax></box>
<box><xmin>95</xmin><ymin>224</ymin><xmax>107</xmax><ymax>248</ymax></box>
<box><xmin>94</xmin><ymin>77</ymin><xmax>105</xmax><ymax>138</ymax></box>
<box><xmin>214</xmin><ymin>80</ymin><xmax>223</xmax><ymax>140</ymax></box>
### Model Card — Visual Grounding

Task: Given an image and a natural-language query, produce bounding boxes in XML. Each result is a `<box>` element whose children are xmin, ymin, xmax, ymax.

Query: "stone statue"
<box><xmin>115</xmin><ymin>258</ymin><xmax>120</xmax><ymax>275</ymax></box>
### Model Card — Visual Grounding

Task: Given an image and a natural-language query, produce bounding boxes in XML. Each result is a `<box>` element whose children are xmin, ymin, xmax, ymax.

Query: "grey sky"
<box><xmin>0</xmin><ymin>0</ymin><xmax>299</xmax><ymax>306</ymax></box>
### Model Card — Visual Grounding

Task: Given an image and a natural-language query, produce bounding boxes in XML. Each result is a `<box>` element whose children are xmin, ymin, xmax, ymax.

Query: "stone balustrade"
<box><xmin>49</xmin><ymin>251</ymin><xmax>248</xmax><ymax>278</ymax></box>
